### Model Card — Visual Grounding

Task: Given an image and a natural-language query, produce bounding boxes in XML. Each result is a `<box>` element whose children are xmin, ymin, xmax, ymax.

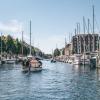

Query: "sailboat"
<box><xmin>51</xmin><ymin>49</ymin><xmax>56</xmax><ymax>63</ymax></box>
<box><xmin>0</xmin><ymin>33</ymin><xmax>2</xmax><ymax>64</ymax></box>
<box><xmin>22</xmin><ymin>21</ymin><xmax>42</xmax><ymax>72</ymax></box>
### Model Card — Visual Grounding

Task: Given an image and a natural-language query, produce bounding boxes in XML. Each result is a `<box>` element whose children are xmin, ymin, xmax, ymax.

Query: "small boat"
<box><xmin>51</xmin><ymin>59</ymin><xmax>56</xmax><ymax>63</ymax></box>
<box><xmin>5</xmin><ymin>58</ymin><xmax>16</xmax><ymax>64</ymax></box>
<box><xmin>73</xmin><ymin>58</ymin><xmax>81</xmax><ymax>65</ymax></box>
<box><xmin>68</xmin><ymin>59</ymin><xmax>73</xmax><ymax>64</ymax></box>
<box><xmin>50</xmin><ymin>49</ymin><xmax>56</xmax><ymax>63</ymax></box>
<box><xmin>22</xmin><ymin>57</ymin><xmax>42</xmax><ymax>72</ymax></box>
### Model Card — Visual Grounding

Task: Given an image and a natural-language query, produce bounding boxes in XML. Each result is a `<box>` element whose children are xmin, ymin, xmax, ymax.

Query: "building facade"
<box><xmin>65</xmin><ymin>43</ymin><xmax>72</xmax><ymax>56</ymax></box>
<box><xmin>72</xmin><ymin>34</ymin><xmax>99</xmax><ymax>54</ymax></box>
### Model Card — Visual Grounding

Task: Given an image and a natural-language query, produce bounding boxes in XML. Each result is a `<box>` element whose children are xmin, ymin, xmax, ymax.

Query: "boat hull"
<box><xmin>22</xmin><ymin>66</ymin><xmax>42</xmax><ymax>72</ymax></box>
<box><xmin>5</xmin><ymin>60</ymin><xmax>15</xmax><ymax>64</ymax></box>
<box><xmin>0</xmin><ymin>61</ymin><xmax>2</xmax><ymax>64</ymax></box>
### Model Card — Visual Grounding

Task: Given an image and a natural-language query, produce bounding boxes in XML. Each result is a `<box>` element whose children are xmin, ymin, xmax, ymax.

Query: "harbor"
<box><xmin>0</xmin><ymin>60</ymin><xmax>100</xmax><ymax>100</ymax></box>
<box><xmin>51</xmin><ymin>5</ymin><xmax>100</xmax><ymax>69</ymax></box>
<box><xmin>0</xmin><ymin>0</ymin><xmax>100</xmax><ymax>100</ymax></box>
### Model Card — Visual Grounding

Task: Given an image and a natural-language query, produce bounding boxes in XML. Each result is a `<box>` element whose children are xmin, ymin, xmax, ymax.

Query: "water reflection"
<box><xmin>0</xmin><ymin>61</ymin><xmax>100</xmax><ymax>100</ymax></box>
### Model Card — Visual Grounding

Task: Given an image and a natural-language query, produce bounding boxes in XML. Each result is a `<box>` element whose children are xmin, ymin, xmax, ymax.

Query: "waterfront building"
<box><xmin>72</xmin><ymin>34</ymin><xmax>99</xmax><ymax>54</ymax></box>
<box><xmin>65</xmin><ymin>43</ymin><xmax>73</xmax><ymax>56</ymax></box>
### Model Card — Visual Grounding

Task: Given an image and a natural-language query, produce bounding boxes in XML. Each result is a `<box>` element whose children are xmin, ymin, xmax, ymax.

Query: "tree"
<box><xmin>6</xmin><ymin>35</ymin><xmax>15</xmax><ymax>54</ymax></box>
<box><xmin>62</xmin><ymin>48</ymin><xmax>65</xmax><ymax>55</ymax></box>
<box><xmin>54</xmin><ymin>48</ymin><xmax>60</xmax><ymax>57</ymax></box>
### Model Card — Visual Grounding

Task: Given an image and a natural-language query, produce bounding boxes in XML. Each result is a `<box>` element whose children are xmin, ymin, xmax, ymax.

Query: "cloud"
<box><xmin>0</xmin><ymin>20</ymin><xmax>23</xmax><ymax>33</ymax></box>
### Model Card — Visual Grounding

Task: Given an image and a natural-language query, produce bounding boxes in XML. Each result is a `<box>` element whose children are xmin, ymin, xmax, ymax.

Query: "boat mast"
<box><xmin>30</xmin><ymin>20</ymin><xmax>32</xmax><ymax>55</ymax></box>
<box><xmin>76</xmin><ymin>23</ymin><xmax>79</xmax><ymax>54</ymax></box>
<box><xmin>52</xmin><ymin>49</ymin><xmax>54</xmax><ymax>59</ymax></box>
<box><xmin>64</xmin><ymin>36</ymin><xmax>67</xmax><ymax>56</ymax></box>
<box><xmin>22</xmin><ymin>31</ymin><xmax>23</xmax><ymax>56</ymax></box>
<box><xmin>83</xmin><ymin>16</ymin><xmax>85</xmax><ymax>65</ymax></box>
<box><xmin>93</xmin><ymin>5</ymin><xmax>94</xmax><ymax>34</ymax></box>
<box><xmin>92</xmin><ymin>5</ymin><xmax>95</xmax><ymax>52</ymax></box>
<box><xmin>1</xmin><ymin>33</ymin><xmax>2</xmax><ymax>60</ymax></box>
<box><xmin>65</xmin><ymin>36</ymin><xmax>67</xmax><ymax>47</ymax></box>
<box><xmin>78</xmin><ymin>23</ymin><xmax>81</xmax><ymax>54</ymax></box>
<box><xmin>88</xmin><ymin>19</ymin><xmax>90</xmax><ymax>52</ymax></box>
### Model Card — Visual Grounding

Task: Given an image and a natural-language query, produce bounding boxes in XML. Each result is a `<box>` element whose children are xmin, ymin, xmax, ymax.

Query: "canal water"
<box><xmin>0</xmin><ymin>60</ymin><xmax>100</xmax><ymax>100</ymax></box>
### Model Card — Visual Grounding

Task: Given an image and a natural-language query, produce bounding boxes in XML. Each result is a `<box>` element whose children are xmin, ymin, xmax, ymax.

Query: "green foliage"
<box><xmin>54</xmin><ymin>48</ymin><xmax>60</xmax><ymax>57</ymax></box>
<box><xmin>0</xmin><ymin>35</ymin><xmax>42</xmax><ymax>56</ymax></box>
<box><xmin>62</xmin><ymin>48</ymin><xmax>65</xmax><ymax>55</ymax></box>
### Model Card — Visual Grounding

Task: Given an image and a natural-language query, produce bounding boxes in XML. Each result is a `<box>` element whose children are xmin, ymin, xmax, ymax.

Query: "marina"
<box><xmin>0</xmin><ymin>60</ymin><xmax>100</xmax><ymax>100</ymax></box>
<box><xmin>0</xmin><ymin>0</ymin><xmax>100</xmax><ymax>100</ymax></box>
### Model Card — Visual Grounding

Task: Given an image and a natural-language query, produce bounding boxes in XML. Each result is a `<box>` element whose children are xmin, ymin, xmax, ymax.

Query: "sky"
<box><xmin>0</xmin><ymin>0</ymin><xmax>100</xmax><ymax>54</ymax></box>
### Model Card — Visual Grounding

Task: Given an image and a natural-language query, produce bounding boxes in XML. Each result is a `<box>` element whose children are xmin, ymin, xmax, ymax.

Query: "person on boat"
<box><xmin>29</xmin><ymin>60</ymin><xmax>31</xmax><ymax>71</ymax></box>
<box><xmin>26</xmin><ymin>59</ymin><xmax>29</xmax><ymax>66</ymax></box>
<box><xmin>38</xmin><ymin>60</ymin><xmax>42</xmax><ymax>66</ymax></box>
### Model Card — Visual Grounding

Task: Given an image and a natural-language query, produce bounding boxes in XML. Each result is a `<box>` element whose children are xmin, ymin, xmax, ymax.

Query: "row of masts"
<box><xmin>65</xmin><ymin>5</ymin><xmax>96</xmax><ymax>51</ymax></box>
<box><xmin>75</xmin><ymin>5</ymin><xmax>95</xmax><ymax>35</ymax></box>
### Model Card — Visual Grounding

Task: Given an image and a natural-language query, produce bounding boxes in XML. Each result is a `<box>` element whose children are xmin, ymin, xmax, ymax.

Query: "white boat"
<box><xmin>73</xmin><ymin>58</ymin><xmax>81</xmax><ymax>65</ymax></box>
<box><xmin>73</xmin><ymin>54</ymin><xmax>82</xmax><ymax>65</ymax></box>
<box><xmin>81</xmin><ymin>59</ymin><xmax>90</xmax><ymax>65</ymax></box>
<box><xmin>68</xmin><ymin>59</ymin><xmax>73</xmax><ymax>64</ymax></box>
<box><xmin>5</xmin><ymin>58</ymin><xmax>16</xmax><ymax>64</ymax></box>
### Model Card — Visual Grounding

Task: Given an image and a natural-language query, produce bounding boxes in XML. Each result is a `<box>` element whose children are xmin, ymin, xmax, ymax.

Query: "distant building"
<box><xmin>65</xmin><ymin>43</ymin><xmax>72</xmax><ymax>56</ymax></box>
<box><xmin>72</xmin><ymin>34</ymin><xmax>99</xmax><ymax>54</ymax></box>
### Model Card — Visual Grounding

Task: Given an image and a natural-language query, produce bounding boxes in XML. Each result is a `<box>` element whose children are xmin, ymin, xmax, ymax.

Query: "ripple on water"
<box><xmin>0</xmin><ymin>61</ymin><xmax>100</xmax><ymax>100</ymax></box>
